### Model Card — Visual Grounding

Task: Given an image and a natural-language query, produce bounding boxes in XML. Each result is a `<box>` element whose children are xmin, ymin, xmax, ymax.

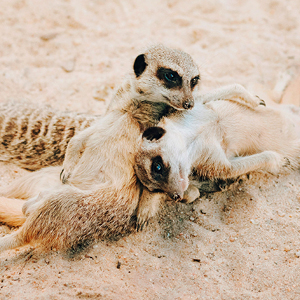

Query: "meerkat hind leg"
<box><xmin>0</xmin><ymin>166</ymin><xmax>62</xmax><ymax>200</ymax></box>
<box><xmin>227</xmin><ymin>151</ymin><xmax>285</xmax><ymax>178</ymax></box>
<box><xmin>0</xmin><ymin>197</ymin><xmax>26</xmax><ymax>227</ymax></box>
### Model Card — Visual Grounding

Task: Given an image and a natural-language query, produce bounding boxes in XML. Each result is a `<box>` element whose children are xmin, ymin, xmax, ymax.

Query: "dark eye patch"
<box><xmin>151</xmin><ymin>156</ymin><xmax>170</xmax><ymax>182</ymax></box>
<box><xmin>191</xmin><ymin>75</ymin><xmax>200</xmax><ymax>89</ymax></box>
<box><xmin>156</xmin><ymin>67</ymin><xmax>182</xmax><ymax>89</ymax></box>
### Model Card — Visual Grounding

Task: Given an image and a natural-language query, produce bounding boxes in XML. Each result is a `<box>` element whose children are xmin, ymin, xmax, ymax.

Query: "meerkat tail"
<box><xmin>0</xmin><ymin>197</ymin><xmax>26</xmax><ymax>227</ymax></box>
<box><xmin>0</xmin><ymin>230</ymin><xmax>25</xmax><ymax>252</ymax></box>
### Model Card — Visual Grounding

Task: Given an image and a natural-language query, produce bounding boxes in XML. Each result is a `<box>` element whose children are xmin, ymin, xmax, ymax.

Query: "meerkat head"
<box><xmin>135</xmin><ymin>125</ymin><xmax>191</xmax><ymax>201</ymax></box>
<box><xmin>131</xmin><ymin>44</ymin><xmax>200</xmax><ymax>110</ymax></box>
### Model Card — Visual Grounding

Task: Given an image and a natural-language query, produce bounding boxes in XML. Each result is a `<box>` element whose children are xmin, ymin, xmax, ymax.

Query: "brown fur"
<box><xmin>0</xmin><ymin>107</ymin><xmax>143</xmax><ymax>251</ymax></box>
<box><xmin>0</xmin><ymin>101</ymin><xmax>98</xmax><ymax>170</ymax></box>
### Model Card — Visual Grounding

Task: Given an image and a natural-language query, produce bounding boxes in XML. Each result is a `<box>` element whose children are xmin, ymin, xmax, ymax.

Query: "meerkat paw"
<box><xmin>22</xmin><ymin>195</ymin><xmax>39</xmax><ymax>216</ymax></box>
<box><xmin>60</xmin><ymin>134</ymin><xmax>88</xmax><ymax>184</ymax></box>
<box><xmin>136</xmin><ymin>190</ymin><xmax>165</xmax><ymax>231</ymax></box>
<box><xmin>60</xmin><ymin>160</ymin><xmax>78</xmax><ymax>184</ymax></box>
<box><xmin>255</xmin><ymin>95</ymin><xmax>266</xmax><ymax>106</ymax></box>
<box><xmin>181</xmin><ymin>185</ymin><xmax>200</xmax><ymax>204</ymax></box>
<box><xmin>136</xmin><ymin>204</ymin><xmax>157</xmax><ymax>232</ymax></box>
<box><xmin>22</xmin><ymin>191</ymin><xmax>51</xmax><ymax>216</ymax></box>
<box><xmin>230</xmin><ymin>84</ymin><xmax>266</xmax><ymax>108</ymax></box>
<box><xmin>264</xmin><ymin>151</ymin><xmax>287</xmax><ymax>174</ymax></box>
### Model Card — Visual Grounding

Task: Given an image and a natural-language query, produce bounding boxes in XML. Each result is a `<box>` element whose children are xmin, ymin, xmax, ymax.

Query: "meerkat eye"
<box><xmin>153</xmin><ymin>161</ymin><xmax>162</xmax><ymax>173</ymax></box>
<box><xmin>164</xmin><ymin>72</ymin><xmax>176</xmax><ymax>82</ymax></box>
<box><xmin>151</xmin><ymin>156</ymin><xmax>164</xmax><ymax>175</ymax></box>
<box><xmin>191</xmin><ymin>76</ymin><xmax>200</xmax><ymax>89</ymax></box>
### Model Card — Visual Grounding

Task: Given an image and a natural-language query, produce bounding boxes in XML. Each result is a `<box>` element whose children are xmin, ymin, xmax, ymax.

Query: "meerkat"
<box><xmin>0</xmin><ymin>83</ymin><xmax>266</xmax><ymax>252</ymax></box>
<box><xmin>0</xmin><ymin>106</ymin><xmax>145</xmax><ymax>252</ymax></box>
<box><xmin>0</xmin><ymin>87</ymin><xmax>263</xmax><ymax>229</ymax></box>
<box><xmin>0</xmin><ymin>44</ymin><xmax>200</xmax><ymax>250</ymax></box>
<box><xmin>134</xmin><ymin>94</ymin><xmax>300</xmax><ymax>227</ymax></box>
<box><xmin>0</xmin><ymin>44</ymin><xmax>199</xmax><ymax>219</ymax></box>
<box><xmin>0</xmin><ymin>43</ymin><xmax>265</xmax><ymax>250</ymax></box>
<box><xmin>0</xmin><ymin>101</ymin><xmax>98</xmax><ymax>171</ymax></box>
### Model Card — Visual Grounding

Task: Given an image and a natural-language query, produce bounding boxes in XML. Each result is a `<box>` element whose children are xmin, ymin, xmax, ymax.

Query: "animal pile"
<box><xmin>0</xmin><ymin>44</ymin><xmax>299</xmax><ymax>253</ymax></box>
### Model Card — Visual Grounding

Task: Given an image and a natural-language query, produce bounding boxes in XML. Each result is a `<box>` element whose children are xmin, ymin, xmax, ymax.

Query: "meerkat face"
<box><xmin>135</xmin><ymin>126</ymin><xmax>190</xmax><ymax>201</ymax></box>
<box><xmin>132</xmin><ymin>44</ymin><xmax>200</xmax><ymax>110</ymax></box>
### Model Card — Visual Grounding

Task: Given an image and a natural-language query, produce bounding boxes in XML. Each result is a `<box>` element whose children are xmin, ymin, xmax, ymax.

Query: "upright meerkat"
<box><xmin>0</xmin><ymin>44</ymin><xmax>200</xmax><ymax>172</ymax></box>
<box><xmin>134</xmin><ymin>95</ymin><xmax>300</xmax><ymax>227</ymax></box>
<box><xmin>0</xmin><ymin>43</ymin><xmax>263</xmax><ymax>176</ymax></box>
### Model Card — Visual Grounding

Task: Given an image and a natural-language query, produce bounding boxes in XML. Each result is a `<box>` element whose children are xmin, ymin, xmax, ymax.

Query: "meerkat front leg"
<box><xmin>60</xmin><ymin>126</ymin><xmax>94</xmax><ymax>184</ymax></box>
<box><xmin>136</xmin><ymin>186</ymin><xmax>200</xmax><ymax>230</ymax></box>
<box><xmin>201</xmin><ymin>84</ymin><xmax>265</xmax><ymax>108</ymax></box>
<box><xmin>136</xmin><ymin>188</ymin><xmax>166</xmax><ymax>231</ymax></box>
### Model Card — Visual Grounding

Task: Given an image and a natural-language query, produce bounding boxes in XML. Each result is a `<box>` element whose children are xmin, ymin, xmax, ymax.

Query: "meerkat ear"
<box><xmin>134</xmin><ymin>54</ymin><xmax>148</xmax><ymax>77</ymax></box>
<box><xmin>142</xmin><ymin>127</ymin><xmax>166</xmax><ymax>141</ymax></box>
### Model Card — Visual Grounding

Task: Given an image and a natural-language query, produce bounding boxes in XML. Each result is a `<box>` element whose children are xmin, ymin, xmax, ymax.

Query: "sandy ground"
<box><xmin>0</xmin><ymin>0</ymin><xmax>300</xmax><ymax>299</ymax></box>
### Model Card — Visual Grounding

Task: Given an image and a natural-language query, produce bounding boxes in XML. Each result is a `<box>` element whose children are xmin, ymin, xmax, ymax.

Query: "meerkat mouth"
<box><xmin>163</xmin><ymin>95</ymin><xmax>186</xmax><ymax>110</ymax></box>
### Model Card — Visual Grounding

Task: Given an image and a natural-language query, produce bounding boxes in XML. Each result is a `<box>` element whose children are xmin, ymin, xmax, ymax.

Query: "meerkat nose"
<box><xmin>183</xmin><ymin>99</ymin><xmax>194</xmax><ymax>109</ymax></box>
<box><xmin>171</xmin><ymin>192</ymin><xmax>182</xmax><ymax>201</ymax></box>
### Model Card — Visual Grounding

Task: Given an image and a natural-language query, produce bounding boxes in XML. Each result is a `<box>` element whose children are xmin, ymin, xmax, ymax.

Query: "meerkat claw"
<box><xmin>256</xmin><ymin>96</ymin><xmax>266</xmax><ymax>106</ymax></box>
<box><xmin>283</xmin><ymin>157</ymin><xmax>290</xmax><ymax>167</ymax></box>
<box><xmin>60</xmin><ymin>170</ymin><xmax>71</xmax><ymax>184</ymax></box>
<box><xmin>136</xmin><ymin>220</ymin><xmax>149</xmax><ymax>232</ymax></box>
<box><xmin>60</xmin><ymin>169</ymin><xmax>64</xmax><ymax>181</ymax></box>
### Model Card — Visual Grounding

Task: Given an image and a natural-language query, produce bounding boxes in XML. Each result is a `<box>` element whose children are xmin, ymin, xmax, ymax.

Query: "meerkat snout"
<box><xmin>183</xmin><ymin>99</ymin><xmax>194</xmax><ymax>109</ymax></box>
<box><xmin>171</xmin><ymin>192</ymin><xmax>181</xmax><ymax>201</ymax></box>
<box><xmin>132</xmin><ymin>44</ymin><xmax>200</xmax><ymax>110</ymax></box>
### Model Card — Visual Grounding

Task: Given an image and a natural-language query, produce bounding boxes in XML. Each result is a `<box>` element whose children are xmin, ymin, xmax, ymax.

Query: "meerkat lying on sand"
<box><xmin>0</xmin><ymin>44</ymin><xmax>201</xmax><ymax>250</ymax></box>
<box><xmin>0</xmin><ymin>83</ymin><xmax>264</xmax><ymax>252</ymax></box>
<box><xmin>0</xmin><ymin>44</ymin><xmax>200</xmax><ymax>209</ymax></box>
<box><xmin>0</xmin><ymin>102</ymin><xmax>98</xmax><ymax>170</ymax></box>
<box><xmin>0</xmin><ymin>42</ymin><xmax>265</xmax><ymax>251</ymax></box>
<box><xmin>134</xmin><ymin>94</ymin><xmax>300</xmax><ymax>227</ymax></box>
